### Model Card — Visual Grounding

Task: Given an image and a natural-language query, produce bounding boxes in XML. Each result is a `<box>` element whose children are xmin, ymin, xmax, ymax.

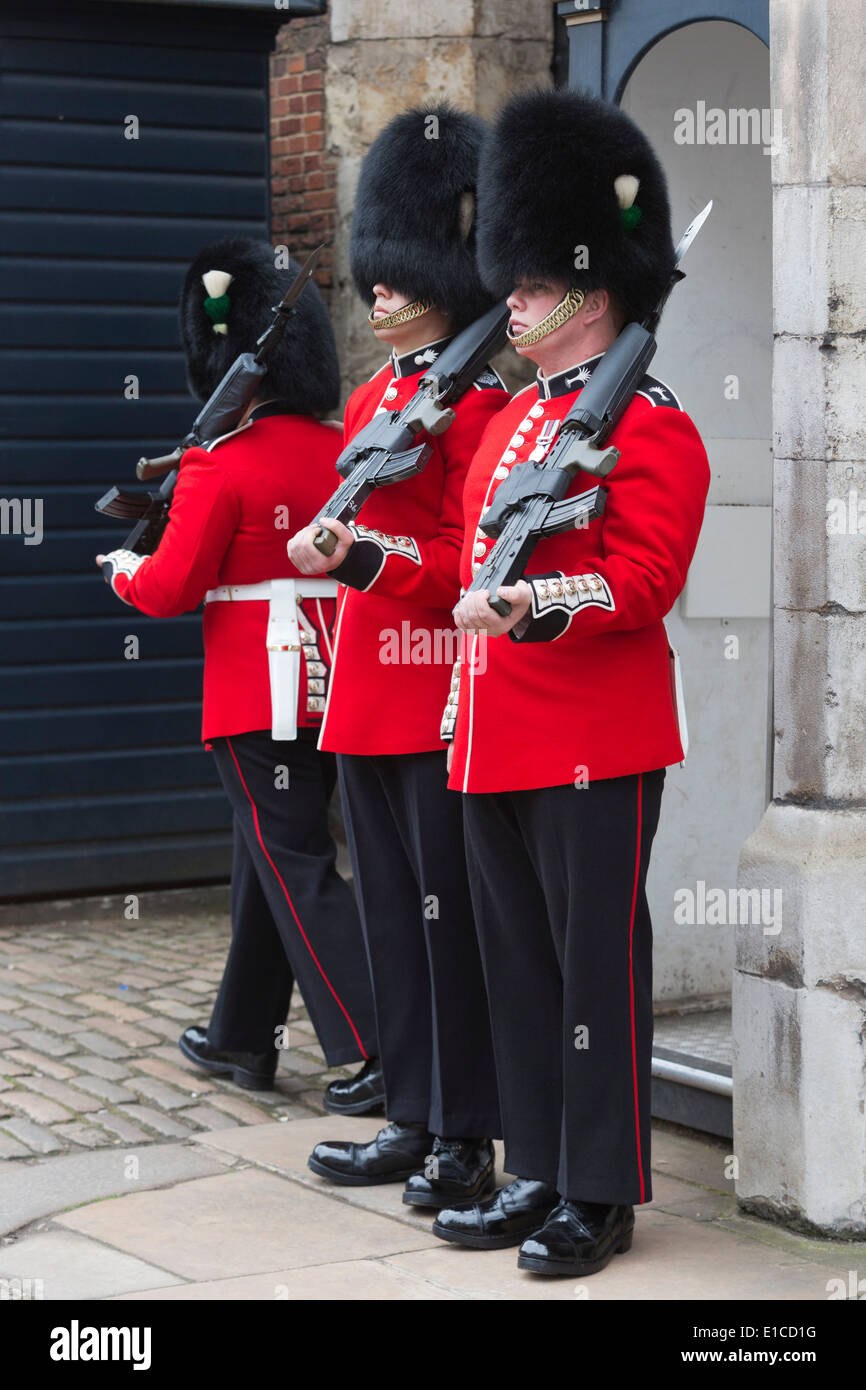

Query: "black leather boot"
<box><xmin>402</xmin><ymin>1137</ymin><xmax>496</xmax><ymax>1209</ymax></box>
<box><xmin>322</xmin><ymin>1057</ymin><xmax>386</xmax><ymax>1115</ymax></box>
<box><xmin>432</xmin><ymin>1177</ymin><xmax>559</xmax><ymax>1248</ymax></box>
<box><xmin>178</xmin><ymin>1026</ymin><xmax>276</xmax><ymax>1090</ymax></box>
<box><xmin>307</xmin><ymin>1122</ymin><xmax>433</xmax><ymax>1186</ymax></box>
<box><xmin>517</xmin><ymin>1199</ymin><xmax>635</xmax><ymax>1276</ymax></box>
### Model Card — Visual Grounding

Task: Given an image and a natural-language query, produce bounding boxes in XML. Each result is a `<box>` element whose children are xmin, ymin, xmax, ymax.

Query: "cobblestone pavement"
<box><xmin>0</xmin><ymin>887</ymin><xmax>358</xmax><ymax>1161</ymax></box>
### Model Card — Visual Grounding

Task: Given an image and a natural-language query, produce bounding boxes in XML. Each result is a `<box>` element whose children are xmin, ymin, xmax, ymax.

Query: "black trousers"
<box><xmin>337</xmin><ymin>750</ymin><xmax>501</xmax><ymax>1138</ymax></box>
<box><xmin>207</xmin><ymin>730</ymin><xmax>377</xmax><ymax>1067</ymax></box>
<box><xmin>463</xmin><ymin>769</ymin><xmax>665</xmax><ymax>1205</ymax></box>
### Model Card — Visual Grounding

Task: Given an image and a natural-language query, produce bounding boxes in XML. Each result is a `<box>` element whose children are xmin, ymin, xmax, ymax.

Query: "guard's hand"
<box><xmin>446</xmin><ymin>742</ymin><xmax>454</xmax><ymax>774</ymax></box>
<box><xmin>453</xmin><ymin>581</ymin><xmax>532</xmax><ymax>637</ymax></box>
<box><xmin>287</xmin><ymin>517</ymin><xmax>354</xmax><ymax>574</ymax></box>
<box><xmin>95</xmin><ymin>549</ymin><xmax>143</xmax><ymax>605</ymax></box>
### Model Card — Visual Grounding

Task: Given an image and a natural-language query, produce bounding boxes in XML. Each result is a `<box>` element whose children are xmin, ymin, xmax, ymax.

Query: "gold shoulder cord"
<box><xmin>507</xmin><ymin>287</ymin><xmax>585</xmax><ymax>348</ymax></box>
<box><xmin>368</xmin><ymin>298</ymin><xmax>433</xmax><ymax>330</ymax></box>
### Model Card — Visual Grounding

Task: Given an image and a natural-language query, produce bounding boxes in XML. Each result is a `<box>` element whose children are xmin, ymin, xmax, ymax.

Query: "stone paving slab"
<box><xmin>185</xmin><ymin>1118</ymin><xmax>864</xmax><ymax>1299</ymax></box>
<box><xmin>55</xmin><ymin>1167</ymin><xmax>439</xmax><ymax>1282</ymax></box>
<box><xmin>191</xmin><ymin>1117</ymin><xmax>737</xmax><ymax>1234</ymax></box>
<box><xmin>648</xmin><ymin>1170</ymin><xmax>736</xmax><ymax>1222</ymax></box>
<box><xmin>37</xmin><ymin>1145</ymin><xmax>862</xmax><ymax>1301</ymax></box>
<box><xmin>192</xmin><ymin>1114</ymin><xmax>495</xmax><ymax>1231</ymax></box>
<box><xmin>191</xmin><ymin>1113</ymin><xmax>383</xmax><ymax>1174</ymax></box>
<box><xmin>0</xmin><ymin>1229</ymin><xmax>183</xmax><ymax>1300</ymax></box>
<box><xmin>109</xmin><ymin>1259</ymin><xmax>458</xmax><ymax>1300</ymax></box>
<box><xmin>651</xmin><ymin>1125</ymin><xmax>732</xmax><ymax>1193</ymax></box>
<box><xmin>381</xmin><ymin>1210</ymin><xmax>852</xmax><ymax>1301</ymax></box>
<box><xmin>0</xmin><ymin>1141</ymin><xmax>233</xmax><ymax>1236</ymax></box>
<box><xmin>187</xmin><ymin>1119</ymin><xmax>726</xmax><ymax>1233</ymax></box>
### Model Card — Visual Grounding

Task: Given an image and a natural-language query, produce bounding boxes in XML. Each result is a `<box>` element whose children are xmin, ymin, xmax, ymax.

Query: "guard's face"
<box><xmin>506</xmin><ymin>278</ymin><xmax>568</xmax><ymax>341</ymax></box>
<box><xmin>367</xmin><ymin>282</ymin><xmax>445</xmax><ymax>351</ymax></box>
<box><xmin>369</xmin><ymin>282</ymin><xmax>418</xmax><ymax>348</ymax></box>
<box><xmin>370</xmin><ymin>283</ymin><xmax>411</xmax><ymax>323</ymax></box>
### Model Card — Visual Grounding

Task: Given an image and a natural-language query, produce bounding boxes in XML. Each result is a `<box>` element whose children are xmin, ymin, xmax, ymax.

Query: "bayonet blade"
<box><xmin>674</xmin><ymin>200</ymin><xmax>712</xmax><ymax>267</ymax></box>
<box><xmin>277</xmin><ymin>241</ymin><xmax>328</xmax><ymax>312</ymax></box>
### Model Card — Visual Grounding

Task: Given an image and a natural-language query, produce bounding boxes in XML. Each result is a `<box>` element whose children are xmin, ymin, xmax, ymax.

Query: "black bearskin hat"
<box><xmin>476</xmin><ymin>89</ymin><xmax>676</xmax><ymax>325</ymax></box>
<box><xmin>350</xmin><ymin>104</ymin><xmax>496</xmax><ymax>332</ymax></box>
<box><xmin>179</xmin><ymin>237</ymin><xmax>340</xmax><ymax>414</ymax></box>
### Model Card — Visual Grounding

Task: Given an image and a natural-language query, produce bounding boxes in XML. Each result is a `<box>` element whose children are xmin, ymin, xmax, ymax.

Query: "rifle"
<box><xmin>467</xmin><ymin>202</ymin><xmax>713</xmax><ymax>616</ymax></box>
<box><xmin>95</xmin><ymin>244</ymin><xmax>327</xmax><ymax>556</ymax></box>
<box><xmin>312</xmin><ymin>301</ymin><xmax>510</xmax><ymax>556</ymax></box>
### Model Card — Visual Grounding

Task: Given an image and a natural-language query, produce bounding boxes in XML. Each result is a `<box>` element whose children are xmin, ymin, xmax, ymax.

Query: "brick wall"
<box><xmin>270</xmin><ymin>14</ymin><xmax>335</xmax><ymax>302</ymax></box>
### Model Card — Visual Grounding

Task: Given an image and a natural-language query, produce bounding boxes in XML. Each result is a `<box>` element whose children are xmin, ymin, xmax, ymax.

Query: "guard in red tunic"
<box><xmin>434</xmin><ymin>90</ymin><xmax>711</xmax><ymax>1274</ymax></box>
<box><xmin>288</xmin><ymin>107</ymin><xmax>508</xmax><ymax>1205</ymax></box>
<box><xmin>96</xmin><ymin>239</ymin><xmax>380</xmax><ymax>1108</ymax></box>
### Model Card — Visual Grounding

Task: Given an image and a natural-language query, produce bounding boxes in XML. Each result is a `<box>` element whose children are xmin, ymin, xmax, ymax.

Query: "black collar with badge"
<box><xmin>536</xmin><ymin>353</ymin><xmax>605</xmax><ymax>400</ymax></box>
<box><xmin>389</xmin><ymin>337</ymin><xmax>455</xmax><ymax>379</ymax></box>
<box><xmin>535</xmin><ymin>356</ymin><xmax>682</xmax><ymax>411</ymax></box>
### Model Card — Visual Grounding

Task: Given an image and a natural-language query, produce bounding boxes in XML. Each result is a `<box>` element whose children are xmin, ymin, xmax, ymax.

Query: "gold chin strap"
<box><xmin>507</xmin><ymin>287</ymin><xmax>585</xmax><ymax>348</ymax></box>
<box><xmin>368</xmin><ymin>298</ymin><xmax>433</xmax><ymax>330</ymax></box>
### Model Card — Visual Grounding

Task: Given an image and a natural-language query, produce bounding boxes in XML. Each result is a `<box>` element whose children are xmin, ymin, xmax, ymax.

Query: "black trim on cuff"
<box><xmin>329</xmin><ymin>541</ymin><xmax>378</xmax><ymax>591</ymax></box>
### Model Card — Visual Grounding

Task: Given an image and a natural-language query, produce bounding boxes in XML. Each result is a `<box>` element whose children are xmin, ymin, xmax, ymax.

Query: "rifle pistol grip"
<box><xmin>313</xmin><ymin>523</ymin><xmax>338</xmax><ymax>557</ymax></box>
<box><xmin>487</xmin><ymin>592</ymin><xmax>512</xmax><ymax>619</ymax></box>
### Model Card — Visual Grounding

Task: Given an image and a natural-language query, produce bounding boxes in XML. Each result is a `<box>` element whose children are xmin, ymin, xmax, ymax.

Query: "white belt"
<box><xmin>204</xmin><ymin>578</ymin><xmax>337</xmax><ymax>603</ymax></box>
<box><xmin>204</xmin><ymin>578</ymin><xmax>337</xmax><ymax>740</ymax></box>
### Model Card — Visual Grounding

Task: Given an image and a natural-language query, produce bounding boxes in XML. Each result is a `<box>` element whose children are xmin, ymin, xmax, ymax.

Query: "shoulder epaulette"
<box><xmin>635</xmin><ymin>374</ymin><xmax>683</xmax><ymax>410</ymax></box>
<box><xmin>471</xmin><ymin>365</ymin><xmax>508</xmax><ymax>392</ymax></box>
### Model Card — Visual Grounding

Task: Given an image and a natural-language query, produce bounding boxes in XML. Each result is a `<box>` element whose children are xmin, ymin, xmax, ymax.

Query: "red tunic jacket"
<box><xmin>447</xmin><ymin>356</ymin><xmax>711</xmax><ymax>794</ymax></box>
<box><xmin>317</xmin><ymin>338</ymin><xmax>510</xmax><ymax>757</ymax></box>
<box><xmin>104</xmin><ymin>404</ymin><xmax>344</xmax><ymax>742</ymax></box>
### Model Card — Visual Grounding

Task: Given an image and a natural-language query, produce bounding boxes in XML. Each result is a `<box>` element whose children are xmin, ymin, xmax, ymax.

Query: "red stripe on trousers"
<box><xmin>628</xmin><ymin>771</ymin><xmax>645</xmax><ymax>1203</ymax></box>
<box><xmin>225</xmin><ymin>736</ymin><xmax>369</xmax><ymax>1060</ymax></box>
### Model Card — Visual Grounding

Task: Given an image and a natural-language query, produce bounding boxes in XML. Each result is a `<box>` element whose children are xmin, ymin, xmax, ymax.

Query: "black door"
<box><xmin>0</xmin><ymin>1</ymin><xmax>282</xmax><ymax>898</ymax></box>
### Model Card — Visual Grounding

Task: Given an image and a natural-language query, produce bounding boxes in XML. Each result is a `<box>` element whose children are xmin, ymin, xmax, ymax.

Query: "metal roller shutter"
<box><xmin>0</xmin><ymin>1</ymin><xmax>292</xmax><ymax>898</ymax></box>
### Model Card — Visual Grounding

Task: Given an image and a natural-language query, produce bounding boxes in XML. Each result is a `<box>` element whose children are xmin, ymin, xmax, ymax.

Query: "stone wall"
<box><xmin>733</xmin><ymin>0</ymin><xmax>866</xmax><ymax>1236</ymax></box>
